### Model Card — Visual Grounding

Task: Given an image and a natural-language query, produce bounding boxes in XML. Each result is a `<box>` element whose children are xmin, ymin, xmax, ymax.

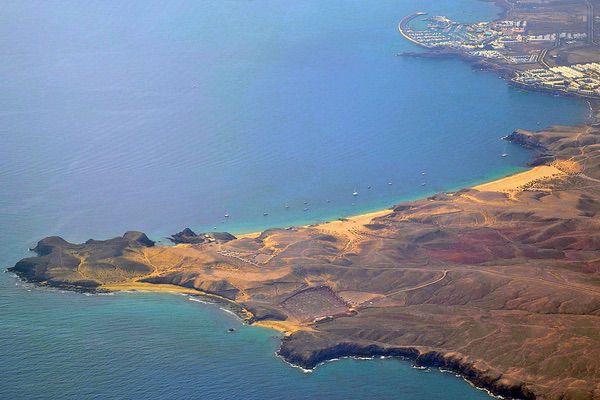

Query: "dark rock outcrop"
<box><xmin>278</xmin><ymin>339</ymin><xmax>535</xmax><ymax>400</ymax></box>
<box><xmin>169</xmin><ymin>228</ymin><xmax>236</xmax><ymax>244</ymax></box>
<box><xmin>122</xmin><ymin>231</ymin><xmax>155</xmax><ymax>247</ymax></box>
<box><xmin>506</xmin><ymin>129</ymin><xmax>545</xmax><ymax>150</ymax></box>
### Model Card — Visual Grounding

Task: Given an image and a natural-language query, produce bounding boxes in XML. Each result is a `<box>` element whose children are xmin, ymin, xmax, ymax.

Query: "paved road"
<box><xmin>539</xmin><ymin>48</ymin><xmax>551</xmax><ymax>68</ymax></box>
<box><xmin>586</xmin><ymin>0</ymin><xmax>595</xmax><ymax>44</ymax></box>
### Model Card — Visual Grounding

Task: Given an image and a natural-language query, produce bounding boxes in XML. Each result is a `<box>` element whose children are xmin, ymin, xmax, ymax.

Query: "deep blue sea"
<box><xmin>0</xmin><ymin>0</ymin><xmax>587</xmax><ymax>399</ymax></box>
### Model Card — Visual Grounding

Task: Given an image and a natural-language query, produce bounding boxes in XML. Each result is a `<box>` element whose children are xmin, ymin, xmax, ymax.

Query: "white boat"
<box><xmin>501</xmin><ymin>153</ymin><xmax>508</xmax><ymax>157</ymax></box>
<box><xmin>352</xmin><ymin>191</ymin><xmax>358</xmax><ymax>196</ymax></box>
<box><xmin>224</xmin><ymin>214</ymin><xmax>230</xmax><ymax>218</ymax></box>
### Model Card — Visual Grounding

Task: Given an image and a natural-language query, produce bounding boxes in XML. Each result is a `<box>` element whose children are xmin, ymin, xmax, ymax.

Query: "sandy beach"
<box><xmin>237</xmin><ymin>163</ymin><xmax>557</xmax><ymax>242</ymax></box>
<box><xmin>473</xmin><ymin>165</ymin><xmax>564</xmax><ymax>193</ymax></box>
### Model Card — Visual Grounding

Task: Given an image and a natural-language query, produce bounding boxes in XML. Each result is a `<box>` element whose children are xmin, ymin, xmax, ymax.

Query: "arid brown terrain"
<box><xmin>10</xmin><ymin>124</ymin><xmax>600</xmax><ymax>399</ymax></box>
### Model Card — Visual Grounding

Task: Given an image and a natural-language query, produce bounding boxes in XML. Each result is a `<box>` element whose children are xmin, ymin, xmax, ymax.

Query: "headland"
<box><xmin>8</xmin><ymin>1</ymin><xmax>600</xmax><ymax>399</ymax></box>
<box><xmin>10</xmin><ymin>123</ymin><xmax>600</xmax><ymax>399</ymax></box>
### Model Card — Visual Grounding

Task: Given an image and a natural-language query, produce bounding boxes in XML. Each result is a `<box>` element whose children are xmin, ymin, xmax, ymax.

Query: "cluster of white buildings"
<box><xmin>527</xmin><ymin>32</ymin><xmax>587</xmax><ymax>42</ymax></box>
<box><xmin>528</xmin><ymin>33</ymin><xmax>556</xmax><ymax>42</ymax></box>
<box><xmin>558</xmin><ymin>32</ymin><xmax>587</xmax><ymax>40</ymax></box>
<box><xmin>514</xmin><ymin>63</ymin><xmax>600</xmax><ymax>97</ymax></box>
<box><xmin>495</xmin><ymin>20</ymin><xmax>528</xmax><ymax>29</ymax></box>
<box><xmin>406</xmin><ymin>14</ymin><xmax>590</xmax><ymax>67</ymax></box>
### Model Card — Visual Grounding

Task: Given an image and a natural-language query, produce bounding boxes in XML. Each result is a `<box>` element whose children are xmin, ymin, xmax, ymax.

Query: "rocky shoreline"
<box><xmin>9</xmin><ymin>123</ymin><xmax>600</xmax><ymax>399</ymax></box>
<box><xmin>277</xmin><ymin>341</ymin><xmax>534</xmax><ymax>400</ymax></box>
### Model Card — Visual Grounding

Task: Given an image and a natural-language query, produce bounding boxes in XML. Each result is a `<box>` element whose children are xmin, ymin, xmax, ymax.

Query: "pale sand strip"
<box><xmin>237</xmin><ymin>166</ymin><xmax>565</xmax><ymax>238</ymax></box>
<box><xmin>236</xmin><ymin>209</ymin><xmax>393</xmax><ymax>239</ymax></box>
<box><xmin>235</xmin><ymin>231</ymin><xmax>261</xmax><ymax>239</ymax></box>
<box><xmin>253</xmin><ymin>320</ymin><xmax>314</xmax><ymax>335</ymax></box>
<box><xmin>238</xmin><ymin>166</ymin><xmax>561</xmax><ymax>240</ymax></box>
<box><xmin>236</xmin><ymin>164</ymin><xmax>573</xmax><ymax>240</ymax></box>
<box><xmin>313</xmin><ymin>209</ymin><xmax>393</xmax><ymax>236</ymax></box>
<box><xmin>101</xmin><ymin>283</ymin><xmax>307</xmax><ymax>334</ymax></box>
<box><xmin>473</xmin><ymin>165</ymin><xmax>564</xmax><ymax>193</ymax></box>
<box><xmin>102</xmin><ymin>282</ymin><xmax>204</xmax><ymax>294</ymax></box>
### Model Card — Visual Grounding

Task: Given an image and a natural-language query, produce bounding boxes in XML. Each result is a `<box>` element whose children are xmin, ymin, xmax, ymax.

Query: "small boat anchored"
<box><xmin>501</xmin><ymin>141</ymin><xmax>509</xmax><ymax>157</ymax></box>
<box><xmin>352</xmin><ymin>190</ymin><xmax>358</xmax><ymax>196</ymax></box>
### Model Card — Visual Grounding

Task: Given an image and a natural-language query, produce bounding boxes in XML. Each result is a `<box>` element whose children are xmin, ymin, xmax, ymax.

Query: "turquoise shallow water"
<box><xmin>0</xmin><ymin>0</ymin><xmax>588</xmax><ymax>398</ymax></box>
<box><xmin>1</xmin><ymin>277</ymin><xmax>495</xmax><ymax>400</ymax></box>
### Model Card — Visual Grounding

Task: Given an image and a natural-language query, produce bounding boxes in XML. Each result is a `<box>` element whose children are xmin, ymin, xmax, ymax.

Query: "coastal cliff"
<box><xmin>278</xmin><ymin>340</ymin><xmax>535</xmax><ymax>400</ymax></box>
<box><xmin>506</xmin><ymin>129</ymin><xmax>544</xmax><ymax>150</ymax></box>
<box><xmin>9</xmin><ymin>125</ymin><xmax>600</xmax><ymax>400</ymax></box>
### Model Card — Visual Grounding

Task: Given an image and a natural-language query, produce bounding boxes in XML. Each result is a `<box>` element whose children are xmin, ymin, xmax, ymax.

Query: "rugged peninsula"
<box><xmin>10</xmin><ymin>124</ymin><xmax>600</xmax><ymax>399</ymax></box>
<box><xmin>9</xmin><ymin>1</ymin><xmax>600</xmax><ymax>399</ymax></box>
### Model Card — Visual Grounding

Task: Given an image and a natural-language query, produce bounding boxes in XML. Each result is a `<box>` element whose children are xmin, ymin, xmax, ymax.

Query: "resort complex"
<box><xmin>513</xmin><ymin>62</ymin><xmax>600</xmax><ymax>97</ymax></box>
<box><xmin>400</xmin><ymin>0</ymin><xmax>600</xmax><ymax>98</ymax></box>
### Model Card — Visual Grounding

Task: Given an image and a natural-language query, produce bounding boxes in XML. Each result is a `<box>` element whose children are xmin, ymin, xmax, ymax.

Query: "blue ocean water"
<box><xmin>0</xmin><ymin>0</ymin><xmax>587</xmax><ymax>398</ymax></box>
<box><xmin>0</xmin><ymin>0</ymin><xmax>586</xmax><ymax>247</ymax></box>
<box><xmin>0</xmin><ymin>279</ymin><xmax>495</xmax><ymax>400</ymax></box>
